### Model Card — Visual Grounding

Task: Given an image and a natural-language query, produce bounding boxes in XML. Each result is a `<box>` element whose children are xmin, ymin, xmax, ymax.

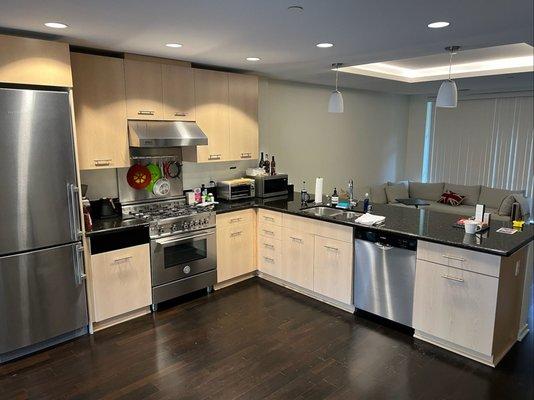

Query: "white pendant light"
<box><xmin>328</xmin><ymin>63</ymin><xmax>344</xmax><ymax>113</ymax></box>
<box><xmin>436</xmin><ymin>46</ymin><xmax>460</xmax><ymax>108</ymax></box>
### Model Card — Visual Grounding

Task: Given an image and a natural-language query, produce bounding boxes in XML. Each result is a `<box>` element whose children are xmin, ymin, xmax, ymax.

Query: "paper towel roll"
<box><xmin>315</xmin><ymin>178</ymin><xmax>323</xmax><ymax>204</ymax></box>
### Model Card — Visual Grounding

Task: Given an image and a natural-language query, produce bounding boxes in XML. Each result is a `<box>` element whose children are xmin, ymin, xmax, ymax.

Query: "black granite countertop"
<box><xmin>215</xmin><ymin>195</ymin><xmax>534</xmax><ymax>257</ymax></box>
<box><xmin>85</xmin><ymin>217</ymin><xmax>149</xmax><ymax>237</ymax></box>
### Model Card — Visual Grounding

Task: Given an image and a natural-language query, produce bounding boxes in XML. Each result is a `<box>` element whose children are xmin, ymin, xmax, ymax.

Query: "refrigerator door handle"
<box><xmin>73</xmin><ymin>244</ymin><xmax>86</xmax><ymax>285</ymax></box>
<box><xmin>67</xmin><ymin>183</ymin><xmax>83</xmax><ymax>240</ymax></box>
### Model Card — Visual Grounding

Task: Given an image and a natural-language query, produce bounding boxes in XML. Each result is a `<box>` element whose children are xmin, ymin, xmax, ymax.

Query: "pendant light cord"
<box><xmin>335</xmin><ymin>67</ymin><xmax>339</xmax><ymax>91</ymax></box>
<box><xmin>448</xmin><ymin>51</ymin><xmax>453</xmax><ymax>80</ymax></box>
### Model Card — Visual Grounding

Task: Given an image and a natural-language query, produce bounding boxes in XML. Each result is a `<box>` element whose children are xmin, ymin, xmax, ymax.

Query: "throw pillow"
<box><xmin>498</xmin><ymin>194</ymin><xmax>517</xmax><ymax>216</ymax></box>
<box><xmin>438</xmin><ymin>190</ymin><xmax>465</xmax><ymax>206</ymax></box>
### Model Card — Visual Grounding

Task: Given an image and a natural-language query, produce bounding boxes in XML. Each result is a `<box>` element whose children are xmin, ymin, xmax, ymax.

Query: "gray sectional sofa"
<box><xmin>368</xmin><ymin>181</ymin><xmax>530</xmax><ymax>221</ymax></box>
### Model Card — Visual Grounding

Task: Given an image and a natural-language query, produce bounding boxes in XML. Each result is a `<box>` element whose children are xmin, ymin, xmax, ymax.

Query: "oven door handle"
<box><xmin>155</xmin><ymin>230</ymin><xmax>215</xmax><ymax>247</ymax></box>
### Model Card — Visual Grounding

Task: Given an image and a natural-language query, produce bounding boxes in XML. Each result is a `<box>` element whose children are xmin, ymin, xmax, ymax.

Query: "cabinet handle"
<box><xmin>240</xmin><ymin>152</ymin><xmax>252</xmax><ymax>159</ymax></box>
<box><xmin>94</xmin><ymin>159</ymin><xmax>112</xmax><ymax>166</ymax></box>
<box><xmin>209</xmin><ymin>154</ymin><xmax>221</xmax><ymax>160</ymax></box>
<box><xmin>230</xmin><ymin>218</ymin><xmax>242</xmax><ymax>223</ymax></box>
<box><xmin>174</xmin><ymin>112</ymin><xmax>187</xmax><ymax>116</ymax></box>
<box><xmin>113</xmin><ymin>256</ymin><xmax>132</xmax><ymax>263</ymax></box>
<box><xmin>442</xmin><ymin>254</ymin><xmax>466</xmax><ymax>262</ymax></box>
<box><xmin>263</xmin><ymin>243</ymin><xmax>275</xmax><ymax>249</ymax></box>
<box><xmin>263</xmin><ymin>256</ymin><xmax>275</xmax><ymax>263</ymax></box>
<box><xmin>290</xmin><ymin>236</ymin><xmax>303</xmax><ymax>243</ymax></box>
<box><xmin>263</xmin><ymin>229</ymin><xmax>274</xmax><ymax>235</ymax></box>
<box><xmin>441</xmin><ymin>274</ymin><xmax>464</xmax><ymax>283</ymax></box>
<box><xmin>138</xmin><ymin>110</ymin><xmax>155</xmax><ymax>115</ymax></box>
<box><xmin>263</xmin><ymin>216</ymin><xmax>275</xmax><ymax>222</ymax></box>
<box><xmin>231</xmin><ymin>231</ymin><xmax>243</xmax><ymax>237</ymax></box>
<box><xmin>324</xmin><ymin>245</ymin><xmax>339</xmax><ymax>252</ymax></box>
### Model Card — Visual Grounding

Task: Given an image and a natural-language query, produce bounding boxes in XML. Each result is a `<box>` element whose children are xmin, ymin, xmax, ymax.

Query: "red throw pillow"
<box><xmin>438</xmin><ymin>190</ymin><xmax>465</xmax><ymax>206</ymax></box>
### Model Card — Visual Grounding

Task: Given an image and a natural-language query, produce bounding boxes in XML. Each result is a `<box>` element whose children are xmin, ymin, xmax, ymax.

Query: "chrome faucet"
<box><xmin>348</xmin><ymin>179</ymin><xmax>354</xmax><ymax>205</ymax></box>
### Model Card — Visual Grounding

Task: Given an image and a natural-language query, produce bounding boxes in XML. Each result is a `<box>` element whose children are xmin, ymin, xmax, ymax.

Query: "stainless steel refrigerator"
<box><xmin>0</xmin><ymin>87</ymin><xmax>88</xmax><ymax>362</ymax></box>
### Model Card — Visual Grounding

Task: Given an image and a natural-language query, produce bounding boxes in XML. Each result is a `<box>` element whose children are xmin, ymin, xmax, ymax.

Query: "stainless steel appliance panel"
<box><xmin>152</xmin><ymin>270</ymin><xmax>217</xmax><ymax>304</ymax></box>
<box><xmin>354</xmin><ymin>239</ymin><xmax>416</xmax><ymax>327</ymax></box>
<box><xmin>0</xmin><ymin>243</ymin><xmax>88</xmax><ymax>354</ymax></box>
<box><xmin>252</xmin><ymin>174</ymin><xmax>288</xmax><ymax>198</ymax></box>
<box><xmin>0</xmin><ymin>88</ymin><xmax>79</xmax><ymax>255</ymax></box>
<box><xmin>150</xmin><ymin>228</ymin><xmax>216</xmax><ymax>286</ymax></box>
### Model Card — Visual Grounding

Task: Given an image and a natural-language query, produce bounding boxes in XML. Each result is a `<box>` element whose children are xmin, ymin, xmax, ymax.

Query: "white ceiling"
<box><xmin>1</xmin><ymin>0</ymin><xmax>533</xmax><ymax>94</ymax></box>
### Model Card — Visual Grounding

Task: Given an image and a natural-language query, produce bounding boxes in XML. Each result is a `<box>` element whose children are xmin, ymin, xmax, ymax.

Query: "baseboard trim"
<box><xmin>214</xmin><ymin>272</ymin><xmax>256</xmax><ymax>290</ymax></box>
<box><xmin>258</xmin><ymin>271</ymin><xmax>355</xmax><ymax>313</ymax></box>
<box><xmin>92</xmin><ymin>307</ymin><xmax>150</xmax><ymax>333</ymax></box>
<box><xmin>517</xmin><ymin>323</ymin><xmax>530</xmax><ymax>341</ymax></box>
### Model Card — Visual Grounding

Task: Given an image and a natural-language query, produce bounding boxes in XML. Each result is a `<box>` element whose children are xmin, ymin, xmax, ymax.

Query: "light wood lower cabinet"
<box><xmin>216</xmin><ymin>210</ymin><xmax>255</xmax><ymax>282</ymax></box>
<box><xmin>282</xmin><ymin>227</ymin><xmax>314</xmax><ymax>290</ymax></box>
<box><xmin>90</xmin><ymin>244</ymin><xmax>151</xmax><ymax>322</ymax></box>
<box><xmin>258</xmin><ymin>235</ymin><xmax>282</xmax><ymax>278</ymax></box>
<box><xmin>313</xmin><ymin>236</ymin><xmax>353</xmax><ymax>304</ymax></box>
<box><xmin>71</xmin><ymin>52</ymin><xmax>129</xmax><ymax>169</ymax></box>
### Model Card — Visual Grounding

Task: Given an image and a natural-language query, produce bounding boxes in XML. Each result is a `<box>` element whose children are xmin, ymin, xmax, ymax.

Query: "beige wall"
<box><xmin>258</xmin><ymin>79</ymin><xmax>409</xmax><ymax>195</ymax></box>
<box><xmin>404</xmin><ymin>95</ymin><xmax>428</xmax><ymax>181</ymax></box>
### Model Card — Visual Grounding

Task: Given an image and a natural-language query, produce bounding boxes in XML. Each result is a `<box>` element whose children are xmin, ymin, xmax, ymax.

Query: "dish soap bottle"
<box><xmin>331</xmin><ymin>188</ymin><xmax>339</xmax><ymax>206</ymax></box>
<box><xmin>363</xmin><ymin>192</ymin><xmax>370</xmax><ymax>213</ymax></box>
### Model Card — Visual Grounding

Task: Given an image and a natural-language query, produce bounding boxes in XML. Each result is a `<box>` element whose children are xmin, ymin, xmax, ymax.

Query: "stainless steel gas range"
<box><xmin>122</xmin><ymin>198</ymin><xmax>217</xmax><ymax>310</ymax></box>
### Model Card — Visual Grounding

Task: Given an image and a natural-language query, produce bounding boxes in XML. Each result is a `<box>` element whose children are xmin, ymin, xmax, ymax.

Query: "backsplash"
<box><xmin>80</xmin><ymin>160</ymin><xmax>257</xmax><ymax>200</ymax></box>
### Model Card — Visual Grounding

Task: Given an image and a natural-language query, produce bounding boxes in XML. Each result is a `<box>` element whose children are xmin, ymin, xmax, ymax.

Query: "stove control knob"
<box><xmin>183</xmin><ymin>222</ymin><xmax>190</xmax><ymax>229</ymax></box>
<box><xmin>203</xmin><ymin>218</ymin><xmax>210</xmax><ymax>225</ymax></box>
<box><xmin>158</xmin><ymin>227</ymin><xmax>165</xmax><ymax>234</ymax></box>
<box><xmin>172</xmin><ymin>224</ymin><xmax>179</xmax><ymax>231</ymax></box>
<box><xmin>192</xmin><ymin>220</ymin><xmax>198</xmax><ymax>227</ymax></box>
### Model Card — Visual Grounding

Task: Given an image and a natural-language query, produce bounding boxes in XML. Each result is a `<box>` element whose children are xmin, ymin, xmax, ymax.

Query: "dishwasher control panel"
<box><xmin>354</xmin><ymin>229</ymin><xmax>417</xmax><ymax>251</ymax></box>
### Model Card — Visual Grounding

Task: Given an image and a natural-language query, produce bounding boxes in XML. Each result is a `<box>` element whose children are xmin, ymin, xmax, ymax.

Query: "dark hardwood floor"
<box><xmin>1</xmin><ymin>277</ymin><xmax>532</xmax><ymax>400</ymax></box>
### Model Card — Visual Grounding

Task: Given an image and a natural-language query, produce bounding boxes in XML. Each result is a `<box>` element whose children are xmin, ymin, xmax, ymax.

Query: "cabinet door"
<box><xmin>162</xmin><ymin>64</ymin><xmax>195</xmax><ymax>121</ymax></box>
<box><xmin>313</xmin><ymin>236</ymin><xmax>353</xmax><ymax>304</ymax></box>
<box><xmin>124</xmin><ymin>59</ymin><xmax>163</xmax><ymax>119</ymax></box>
<box><xmin>90</xmin><ymin>244</ymin><xmax>151</xmax><ymax>322</ymax></box>
<box><xmin>71</xmin><ymin>53</ymin><xmax>129</xmax><ymax>169</ymax></box>
<box><xmin>282</xmin><ymin>228</ymin><xmax>314</xmax><ymax>290</ymax></box>
<box><xmin>229</xmin><ymin>74</ymin><xmax>258</xmax><ymax>161</ymax></box>
<box><xmin>185</xmin><ymin>69</ymin><xmax>230</xmax><ymax>162</ymax></box>
<box><xmin>413</xmin><ymin>259</ymin><xmax>498</xmax><ymax>355</ymax></box>
<box><xmin>217</xmin><ymin>221</ymin><xmax>254</xmax><ymax>282</ymax></box>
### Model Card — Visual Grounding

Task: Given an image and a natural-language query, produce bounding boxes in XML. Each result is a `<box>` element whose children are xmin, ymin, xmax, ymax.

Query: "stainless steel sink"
<box><xmin>300</xmin><ymin>206</ymin><xmax>344</xmax><ymax>218</ymax></box>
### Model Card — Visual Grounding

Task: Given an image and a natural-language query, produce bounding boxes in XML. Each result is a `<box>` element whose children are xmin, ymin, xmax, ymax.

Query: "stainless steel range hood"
<box><xmin>128</xmin><ymin>120</ymin><xmax>208</xmax><ymax>148</ymax></box>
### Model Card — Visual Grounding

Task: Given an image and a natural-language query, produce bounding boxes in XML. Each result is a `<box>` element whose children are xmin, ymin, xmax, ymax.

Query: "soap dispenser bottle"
<box><xmin>331</xmin><ymin>188</ymin><xmax>339</xmax><ymax>206</ymax></box>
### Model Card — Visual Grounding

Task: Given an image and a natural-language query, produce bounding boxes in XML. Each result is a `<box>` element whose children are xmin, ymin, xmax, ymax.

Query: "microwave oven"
<box><xmin>217</xmin><ymin>178</ymin><xmax>255</xmax><ymax>200</ymax></box>
<box><xmin>251</xmin><ymin>174</ymin><xmax>288</xmax><ymax>198</ymax></box>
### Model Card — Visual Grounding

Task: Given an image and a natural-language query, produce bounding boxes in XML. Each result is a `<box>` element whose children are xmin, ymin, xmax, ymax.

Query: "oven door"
<box><xmin>230</xmin><ymin>184</ymin><xmax>253</xmax><ymax>199</ymax></box>
<box><xmin>150</xmin><ymin>228</ymin><xmax>216</xmax><ymax>286</ymax></box>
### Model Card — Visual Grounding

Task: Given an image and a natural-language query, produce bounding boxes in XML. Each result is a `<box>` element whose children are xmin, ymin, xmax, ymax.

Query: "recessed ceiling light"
<box><xmin>428</xmin><ymin>21</ymin><xmax>450</xmax><ymax>29</ymax></box>
<box><xmin>165</xmin><ymin>43</ymin><xmax>183</xmax><ymax>48</ymax></box>
<box><xmin>246</xmin><ymin>57</ymin><xmax>261</xmax><ymax>61</ymax></box>
<box><xmin>287</xmin><ymin>5</ymin><xmax>304</xmax><ymax>12</ymax></box>
<box><xmin>316</xmin><ymin>43</ymin><xmax>334</xmax><ymax>48</ymax></box>
<box><xmin>44</xmin><ymin>22</ymin><xmax>68</xmax><ymax>29</ymax></box>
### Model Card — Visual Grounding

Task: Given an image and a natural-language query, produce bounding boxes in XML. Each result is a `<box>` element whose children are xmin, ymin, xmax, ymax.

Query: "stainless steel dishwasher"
<box><xmin>354</xmin><ymin>230</ymin><xmax>417</xmax><ymax>327</ymax></box>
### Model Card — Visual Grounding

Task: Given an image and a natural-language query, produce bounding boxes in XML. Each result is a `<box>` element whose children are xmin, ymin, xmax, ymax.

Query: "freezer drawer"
<box><xmin>0</xmin><ymin>243</ymin><xmax>88</xmax><ymax>355</ymax></box>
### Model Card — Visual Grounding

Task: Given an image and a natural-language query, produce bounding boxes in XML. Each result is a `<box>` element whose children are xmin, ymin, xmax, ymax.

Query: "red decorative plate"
<box><xmin>126</xmin><ymin>164</ymin><xmax>151</xmax><ymax>190</ymax></box>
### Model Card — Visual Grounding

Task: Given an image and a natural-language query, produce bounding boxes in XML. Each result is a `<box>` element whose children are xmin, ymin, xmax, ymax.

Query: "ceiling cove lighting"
<box><xmin>328</xmin><ymin>63</ymin><xmax>344</xmax><ymax>113</ymax></box>
<box><xmin>44</xmin><ymin>22</ymin><xmax>68</xmax><ymax>29</ymax></box>
<box><xmin>165</xmin><ymin>43</ymin><xmax>183</xmax><ymax>48</ymax></box>
<box><xmin>316</xmin><ymin>43</ymin><xmax>334</xmax><ymax>48</ymax></box>
<box><xmin>246</xmin><ymin>57</ymin><xmax>261</xmax><ymax>61</ymax></box>
<box><xmin>436</xmin><ymin>46</ymin><xmax>460</xmax><ymax>108</ymax></box>
<box><xmin>339</xmin><ymin>43</ymin><xmax>534</xmax><ymax>82</ymax></box>
<box><xmin>428</xmin><ymin>21</ymin><xmax>450</xmax><ymax>28</ymax></box>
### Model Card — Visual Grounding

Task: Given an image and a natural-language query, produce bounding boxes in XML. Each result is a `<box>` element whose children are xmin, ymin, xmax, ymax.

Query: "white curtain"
<box><xmin>429</xmin><ymin>96</ymin><xmax>533</xmax><ymax>199</ymax></box>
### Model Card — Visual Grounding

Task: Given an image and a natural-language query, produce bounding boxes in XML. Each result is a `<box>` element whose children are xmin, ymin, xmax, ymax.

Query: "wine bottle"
<box><xmin>263</xmin><ymin>153</ymin><xmax>270</xmax><ymax>174</ymax></box>
<box><xmin>270</xmin><ymin>155</ymin><xmax>276</xmax><ymax>175</ymax></box>
<box><xmin>258</xmin><ymin>152</ymin><xmax>264</xmax><ymax>169</ymax></box>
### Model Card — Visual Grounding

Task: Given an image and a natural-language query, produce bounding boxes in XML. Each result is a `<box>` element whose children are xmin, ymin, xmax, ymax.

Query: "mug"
<box><xmin>464</xmin><ymin>220</ymin><xmax>479</xmax><ymax>234</ymax></box>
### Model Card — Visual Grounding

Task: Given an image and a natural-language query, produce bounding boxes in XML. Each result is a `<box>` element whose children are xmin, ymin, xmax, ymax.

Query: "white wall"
<box><xmin>258</xmin><ymin>79</ymin><xmax>409</xmax><ymax>195</ymax></box>
<box><xmin>404</xmin><ymin>95</ymin><xmax>428</xmax><ymax>181</ymax></box>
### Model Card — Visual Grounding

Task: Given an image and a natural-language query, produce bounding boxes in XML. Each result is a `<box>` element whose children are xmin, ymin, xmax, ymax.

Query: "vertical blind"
<box><xmin>428</xmin><ymin>96</ymin><xmax>533</xmax><ymax>199</ymax></box>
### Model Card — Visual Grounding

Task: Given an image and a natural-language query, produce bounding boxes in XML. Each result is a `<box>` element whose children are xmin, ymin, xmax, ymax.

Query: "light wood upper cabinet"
<box><xmin>282</xmin><ymin>227</ymin><xmax>314</xmax><ymax>290</ymax></box>
<box><xmin>216</xmin><ymin>210</ymin><xmax>255</xmax><ymax>283</ymax></box>
<box><xmin>71</xmin><ymin>53</ymin><xmax>129</xmax><ymax>169</ymax></box>
<box><xmin>184</xmin><ymin>69</ymin><xmax>230</xmax><ymax>162</ymax></box>
<box><xmin>162</xmin><ymin>64</ymin><xmax>195</xmax><ymax>121</ymax></box>
<box><xmin>90</xmin><ymin>244</ymin><xmax>151</xmax><ymax>322</ymax></box>
<box><xmin>229</xmin><ymin>74</ymin><xmax>259</xmax><ymax>160</ymax></box>
<box><xmin>124</xmin><ymin>59</ymin><xmax>163</xmax><ymax>119</ymax></box>
<box><xmin>0</xmin><ymin>34</ymin><xmax>72</xmax><ymax>87</ymax></box>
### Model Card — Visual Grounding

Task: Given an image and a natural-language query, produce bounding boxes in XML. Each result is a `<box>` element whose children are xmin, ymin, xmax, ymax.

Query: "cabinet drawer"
<box><xmin>413</xmin><ymin>259</ymin><xmax>498</xmax><ymax>355</ymax></box>
<box><xmin>417</xmin><ymin>241</ymin><xmax>500</xmax><ymax>278</ymax></box>
<box><xmin>258</xmin><ymin>209</ymin><xmax>282</xmax><ymax>226</ymax></box>
<box><xmin>258</xmin><ymin>221</ymin><xmax>282</xmax><ymax>240</ymax></box>
<box><xmin>217</xmin><ymin>209</ymin><xmax>255</xmax><ymax>229</ymax></box>
<box><xmin>258</xmin><ymin>239</ymin><xmax>282</xmax><ymax>279</ymax></box>
<box><xmin>90</xmin><ymin>244</ymin><xmax>151</xmax><ymax>322</ymax></box>
<box><xmin>258</xmin><ymin>235</ymin><xmax>282</xmax><ymax>255</ymax></box>
<box><xmin>283</xmin><ymin>213</ymin><xmax>353</xmax><ymax>243</ymax></box>
<box><xmin>313</xmin><ymin>236</ymin><xmax>353</xmax><ymax>304</ymax></box>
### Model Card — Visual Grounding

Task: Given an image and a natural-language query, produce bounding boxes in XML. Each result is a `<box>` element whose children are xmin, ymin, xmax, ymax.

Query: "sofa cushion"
<box><xmin>385</xmin><ymin>184</ymin><xmax>409</xmax><ymax>203</ymax></box>
<box><xmin>370</xmin><ymin>184</ymin><xmax>387</xmax><ymax>204</ymax></box>
<box><xmin>444</xmin><ymin>183</ymin><xmax>481</xmax><ymax>206</ymax></box>
<box><xmin>438</xmin><ymin>190</ymin><xmax>465</xmax><ymax>206</ymax></box>
<box><xmin>478</xmin><ymin>186</ymin><xmax>523</xmax><ymax>210</ymax></box>
<box><xmin>426</xmin><ymin>202</ymin><xmax>475</xmax><ymax>216</ymax></box>
<box><xmin>513</xmin><ymin>194</ymin><xmax>531</xmax><ymax>220</ymax></box>
<box><xmin>409</xmin><ymin>182</ymin><xmax>444</xmax><ymax>201</ymax></box>
<box><xmin>388</xmin><ymin>180</ymin><xmax>409</xmax><ymax>189</ymax></box>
